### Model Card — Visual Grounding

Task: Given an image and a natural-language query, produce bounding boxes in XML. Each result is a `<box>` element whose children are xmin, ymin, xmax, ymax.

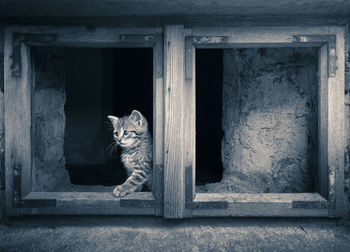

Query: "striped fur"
<box><xmin>108</xmin><ymin>110</ymin><xmax>152</xmax><ymax>197</ymax></box>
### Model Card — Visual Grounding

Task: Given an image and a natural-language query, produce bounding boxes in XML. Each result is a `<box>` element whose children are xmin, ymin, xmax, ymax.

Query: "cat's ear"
<box><xmin>129</xmin><ymin>110</ymin><xmax>143</xmax><ymax>126</ymax></box>
<box><xmin>107</xmin><ymin>115</ymin><xmax>119</xmax><ymax>127</ymax></box>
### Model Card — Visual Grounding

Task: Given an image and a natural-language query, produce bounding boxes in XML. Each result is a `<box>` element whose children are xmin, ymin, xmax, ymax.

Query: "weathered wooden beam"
<box><xmin>5</xmin><ymin>28</ymin><xmax>33</xmax><ymax>215</ymax></box>
<box><xmin>163</xmin><ymin>25</ymin><xmax>185</xmax><ymax>219</ymax></box>
<box><xmin>21</xmin><ymin>192</ymin><xmax>155</xmax><ymax>215</ymax></box>
<box><xmin>318</xmin><ymin>45</ymin><xmax>329</xmax><ymax>199</ymax></box>
<box><xmin>184</xmin><ymin>36</ymin><xmax>195</xmax><ymax>214</ymax></box>
<box><xmin>193</xmin><ymin>193</ymin><xmax>328</xmax><ymax>217</ymax></box>
<box><xmin>327</xmin><ymin>27</ymin><xmax>345</xmax><ymax>217</ymax></box>
<box><xmin>153</xmin><ymin>34</ymin><xmax>164</xmax><ymax>216</ymax></box>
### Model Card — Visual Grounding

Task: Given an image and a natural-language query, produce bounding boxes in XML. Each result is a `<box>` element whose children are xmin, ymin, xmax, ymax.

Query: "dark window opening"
<box><xmin>32</xmin><ymin>47</ymin><xmax>153</xmax><ymax>190</ymax></box>
<box><xmin>65</xmin><ymin>48</ymin><xmax>153</xmax><ymax>186</ymax></box>
<box><xmin>195</xmin><ymin>48</ymin><xmax>318</xmax><ymax>193</ymax></box>
<box><xmin>196</xmin><ymin>49</ymin><xmax>224</xmax><ymax>185</ymax></box>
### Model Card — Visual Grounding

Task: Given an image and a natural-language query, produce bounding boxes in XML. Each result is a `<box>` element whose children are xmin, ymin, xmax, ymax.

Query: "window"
<box><xmin>178</xmin><ymin>26</ymin><xmax>346</xmax><ymax>218</ymax></box>
<box><xmin>4</xmin><ymin>25</ymin><xmax>346</xmax><ymax>218</ymax></box>
<box><xmin>4</xmin><ymin>26</ymin><xmax>164</xmax><ymax>216</ymax></box>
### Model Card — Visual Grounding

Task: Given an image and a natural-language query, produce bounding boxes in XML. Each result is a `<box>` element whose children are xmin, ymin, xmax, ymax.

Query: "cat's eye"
<box><xmin>113</xmin><ymin>132</ymin><xmax>118</xmax><ymax>137</ymax></box>
<box><xmin>123</xmin><ymin>130</ymin><xmax>129</xmax><ymax>136</ymax></box>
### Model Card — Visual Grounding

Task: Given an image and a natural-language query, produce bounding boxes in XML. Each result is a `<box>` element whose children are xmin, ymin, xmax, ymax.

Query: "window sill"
<box><xmin>15</xmin><ymin>192</ymin><xmax>156</xmax><ymax>215</ymax></box>
<box><xmin>192</xmin><ymin>193</ymin><xmax>328</xmax><ymax>217</ymax></box>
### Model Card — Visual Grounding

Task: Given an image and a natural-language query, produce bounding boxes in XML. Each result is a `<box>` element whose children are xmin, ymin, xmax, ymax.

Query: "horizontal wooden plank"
<box><xmin>191</xmin><ymin>26</ymin><xmax>344</xmax><ymax>54</ymax></box>
<box><xmin>192</xmin><ymin>201</ymin><xmax>228</xmax><ymax>210</ymax></box>
<box><xmin>292</xmin><ymin>201</ymin><xmax>328</xmax><ymax>209</ymax></box>
<box><xmin>6</xmin><ymin>26</ymin><xmax>162</xmax><ymax>47</ymax></box>
<box><xmin>193</xmin><ymin>204</ymin><xmax>328</xmax><ymax>217</ymax></box>
<box><xmin>194</xmin><ymin>42</ymin><xmax>325</xmax><ymax>49</ymax></box>
<box><xmin>192</xmin><ymin>193</ymin><xmax>328</xmax><ymax>217</ymax></box>
<box><xmin>194</xmin><ymin>193</ymin><xmax>327</xmax><ymax>203</ymax></box>
<box><xmin>17</xmin><ymin>206</ymin><xmax>156</xmax><ymax>216</ymax></box>
<box><xmin>192</xmin><ymin>26</ymin><xmax>341</xmax><ymax>37</ymax></box>
<box><xmin>119</xmin><ymin>199</ymin><xmax>155</xmax><ymax>208</ymax></box>
<box><xmin>24</xmin><ymin>191</ymin><xmax>154</xmax><ymax>201</ymax></box>
<box><xmin>192</xmin><ymin>36</ymin><xmax>324</xmax><ymax>48</ymax></box>
<box><xmin>120</xmin><ymin>34</ymin><xmax>155</xmax><ymax>43</ymax></box>
<box><xmin>17</xmin><ymin>192</ymin><xmax>156</xmax><ymax>215</ymax></box>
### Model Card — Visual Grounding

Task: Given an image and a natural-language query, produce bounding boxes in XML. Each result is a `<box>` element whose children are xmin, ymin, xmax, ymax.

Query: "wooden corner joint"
<box><xmin>293</xmin><ymin>35</ymin><xmax>337</xmax><ymax>78</ymax></box>
<box><xmin>13</xmin><ymin>165</ymin><xmax>56</xmax><ymax>208</ymax></box>
<box><xmin>11</xmin><ymin>32</ymin><xmax>57</xmax><ymax>78</ymax></box>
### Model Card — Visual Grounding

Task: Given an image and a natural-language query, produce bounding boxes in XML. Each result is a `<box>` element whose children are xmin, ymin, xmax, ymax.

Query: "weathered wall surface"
<box><xmin>0</xmin><ymin>27</ymin><xmax>4</xmax><ymax>222</ymax></box>
<box><xmin>1</xmin><ymin>217</ymin><xmax>350</xmax><ymax>251</ymax></box>
<box><xmin>32</xmin><ymin>47</ymin><xmax>70</xmax><ymax>192</ymax></box>
<box><xmin>345</xmin><ymin>24</ymin><xmax>350</xmax><ymax>218</ymax></box>
<box><xmin>1</xmin><ymin>0</ymin><xmax>350</xmax><ymax>18</ymax></box>
<box><xmin>215</xmin><ymin>48</ymin><xmax>318</xmax><ymax>193</ymax></box>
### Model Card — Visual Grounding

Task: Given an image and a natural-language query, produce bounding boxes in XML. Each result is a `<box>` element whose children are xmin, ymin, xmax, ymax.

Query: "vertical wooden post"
<box><xmin>4</xmin><ymin>29</ymin><xmax>32</xmax><ymax>215</ymax></box>
<box><xmin>318</xmin><ymin>45</ymin><xmax>328</xmax><ymax>199</ymax></box>
<box><xmin>153</xmin><ymin>34</ymin><xmax>164</xmax><ymax>216</ymax></box>
<box><xmin>0</xmin><ymin>25</ymin><xmax>5</xmax><ymax>221</ymax></box>
<box><xmin>327</xmin><ymin>29</ymin><xmax>345</xmax><ymax>217</ymax></box>
<box><xmin>184</xmin><ymin>36</ymin><xmax>195</xmax><ymax>214</ymax></box>
<box><xmin>163</xmin><ymin>25</ymin><xmax>185</xmax><ymax>218</ymax></box>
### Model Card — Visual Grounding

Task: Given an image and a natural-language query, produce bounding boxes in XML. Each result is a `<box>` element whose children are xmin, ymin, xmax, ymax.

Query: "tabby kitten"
<box><xmin>108</xmin><ymin>110</ymin><xmax>152</xmax><ymax>197</ymax></box>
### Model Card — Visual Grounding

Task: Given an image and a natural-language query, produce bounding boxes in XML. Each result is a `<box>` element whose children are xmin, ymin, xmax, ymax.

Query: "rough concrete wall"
<box><xmin>345</xmin><ymin>25</ymin><xmax>350</xmax><ymax>218</ymax></box>
<box><xmin>0</xmin><ymin>27</ymin><xmax>4</xmax><ymax>222</ymax></box>
<box><xmin>32</xmin><ymin>47</ymin><xmax>70</xmax><ymax>192</ymax></box>
<box><xmin>1</xmin><ymin>217</ymin><xmax>350</xmax><ymax>251</ymax></box>
<box><xmin>217</xmin><ymin>48</ymin><xmax>318</xmax><ymax>193</ymax></box>
<box><xmin>1</xmin><ymin>0</ymin><xmax>350</xmax><ymax>18</ymax></box>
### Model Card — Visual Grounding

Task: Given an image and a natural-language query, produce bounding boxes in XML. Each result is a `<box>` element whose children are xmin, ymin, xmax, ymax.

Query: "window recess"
<box><xmin>4</xmin><ymin>24</ymin><xmax>346</xmax><ymax>219</ymax></box>
<box><xmin>162</xmin><ymin>25</ymin><xmax>346</xmax><ymax>218</ymax></box>
<box><xmin>4</xmin><ymin>26</ymin><xmax>164</xmax><ymax>216</ymax></box>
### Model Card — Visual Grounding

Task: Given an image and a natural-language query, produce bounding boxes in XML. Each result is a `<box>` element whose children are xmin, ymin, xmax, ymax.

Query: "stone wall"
<box><xmin>0</xmin><ymin>27</ymin><xmax>4</xmax><ymax>222</ymax></box>
<box><xmin>32</xmin><ymin>47</ymin><xmax>116</xmax><ymax>191</ymax></box>
<box><xmin>32</xmin><ymin>47</ymin><xmax>70</xmax><ymax>191</ymax></box>
<box><xmin>200</xmin><ymin>48</ymin><xmax>318</xmax><ymax>193</ymax></box>
<box><xmin>344</xmin><ymin>24</ymin><xmax>350</xmax><ymax>217</ymax></box>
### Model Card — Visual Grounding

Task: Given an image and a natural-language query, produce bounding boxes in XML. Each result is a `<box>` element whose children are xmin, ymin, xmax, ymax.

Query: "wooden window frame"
<box><xmin>163</xmin><ymin>25</ymin><xmax>346</xmax><ymax>218</ymax></box>
<box><xmin>4</xmin><ymin>24</ymin><xmax>346</xmax><ymax>218</ymax></box>
<box><xmin>4</xmin><ymin>25</ymin><xmax>164</xmax><ymax>216</ymax></box>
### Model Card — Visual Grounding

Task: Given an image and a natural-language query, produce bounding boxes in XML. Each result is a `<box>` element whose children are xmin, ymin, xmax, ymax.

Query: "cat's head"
<box><xmin>108</xmin><ymin>110</ymin><xmax>148</xmax><ymax>148</ymax></box>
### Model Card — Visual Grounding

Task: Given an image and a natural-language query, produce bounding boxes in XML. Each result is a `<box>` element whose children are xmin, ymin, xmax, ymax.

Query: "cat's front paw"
<box><xmin>113</xmin><ymin>185</ymin><xmax>130</xmax><ymax>197</ymax></box>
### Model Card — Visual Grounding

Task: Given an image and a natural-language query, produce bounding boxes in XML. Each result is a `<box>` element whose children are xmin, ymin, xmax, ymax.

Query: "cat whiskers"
<box><xmin>105</xmin><ymin>141</ymin><xmax>115</xmax><ymax>150</ymax></box>
<box><xmin>105</xmin><ymin>141</ymin><xmax>118</xmax><ymax>156</ymax></box>
<box><xmin>104</xmin><ymin>119</ymin><xmax>114</xmax><ymax>130</ymax></box>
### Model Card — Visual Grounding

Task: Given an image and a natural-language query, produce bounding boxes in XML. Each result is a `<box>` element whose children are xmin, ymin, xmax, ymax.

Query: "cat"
<box><xmin>107</xmin><ymin>110</ymin><xmax>152</xmax><ymax>197</ymax></box>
